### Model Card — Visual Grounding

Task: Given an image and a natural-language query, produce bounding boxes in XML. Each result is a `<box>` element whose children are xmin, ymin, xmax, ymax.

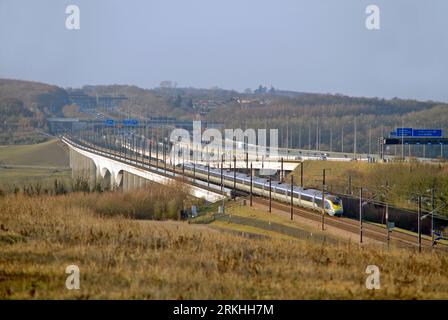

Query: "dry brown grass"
<box><xmin>1</xmin><ymin>192</ymin><xmax>448</xmax><ymax>299</ymax></box>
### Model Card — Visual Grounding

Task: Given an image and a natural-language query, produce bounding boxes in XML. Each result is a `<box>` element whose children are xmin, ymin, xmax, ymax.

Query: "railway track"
<box><xmin>251</xmin><ymin>196</ymin><xmax>448</xmax><ymax>251</ymax></box>
<box><xmin>66</xmin><ymin>136</ymin><xmax>448</xmax><ymax>252</ymax></box>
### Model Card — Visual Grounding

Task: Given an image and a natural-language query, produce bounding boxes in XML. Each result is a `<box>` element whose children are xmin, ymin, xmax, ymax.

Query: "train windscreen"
<box><xmin>328</xmin><ymin>196</ymin><xmax>342</xmax><ymax>206</ymax></box>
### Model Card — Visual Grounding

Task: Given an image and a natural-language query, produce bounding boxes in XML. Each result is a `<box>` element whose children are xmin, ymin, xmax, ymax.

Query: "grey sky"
<box><xmin>0</xmin><ymin>0</ymin><xmax>447</xmax><ymax>101</ymax></box>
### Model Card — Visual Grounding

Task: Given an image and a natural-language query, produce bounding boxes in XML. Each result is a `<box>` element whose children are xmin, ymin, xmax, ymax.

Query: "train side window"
<box><xmin>301</xmin><ymin>195</ymin><xmax>312</xmax><ymax>202</ymax></box>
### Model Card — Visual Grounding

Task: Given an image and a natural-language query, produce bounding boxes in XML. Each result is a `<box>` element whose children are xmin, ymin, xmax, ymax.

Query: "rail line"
<box><xmin>64</xmin><ymin>135</ymin><xmax>448</xmax><ymax>252</ymax></box>
<box><xmin>251</xmin><ymin>196</ymin><xmax>448</xmax><ymax>251</ymax></box>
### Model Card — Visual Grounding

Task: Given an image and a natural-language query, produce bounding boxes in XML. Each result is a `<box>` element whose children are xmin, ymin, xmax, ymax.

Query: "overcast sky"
<box><xmin>0</xmin><ymin>0</ymin><xmax>447</xmax><ymax>101</ymax></box>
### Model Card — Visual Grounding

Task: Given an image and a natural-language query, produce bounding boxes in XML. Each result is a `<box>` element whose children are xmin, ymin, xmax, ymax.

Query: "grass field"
<box><xmin>0</xmin><ymin>139</ymin><xmax>70</xmax><ymax>191</ymax></box>
<box><xmin>0</xmin><ymin>139</ymin><xmax>69</xmax><ymax>167</ymax></box>
<box><xmin>1</xmin><ymin>191</ymin><xmax>448</xmax><ymax>299</ymax></box>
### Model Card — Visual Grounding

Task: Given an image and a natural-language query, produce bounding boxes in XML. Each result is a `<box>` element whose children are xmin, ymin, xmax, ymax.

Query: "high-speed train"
<box><xmin>181</xmin><ymin>163</ymin><xmax>343</xmax><ymax>216</ymax></box>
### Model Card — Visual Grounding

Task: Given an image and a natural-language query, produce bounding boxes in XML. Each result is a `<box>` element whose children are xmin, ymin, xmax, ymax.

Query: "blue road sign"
<box><xmin>412</xmin><ymin>129</ymin><xmax>442</xmax><ymax>137</ymax></box>
<box><xmin>390</xmin><ymin>131</ymin><xmax>396</xmax><ymax>137</ymax></box>
<box><xmin>123</xmin><ymin>119</ymin><xmax>139</xmax><ymax>126</ymax></box>
<box><xmin>105</xmin><ymin>119</ymin><xmax>115</xmax><ymax>126</ymax></box>
<box><xmin>396</xmin><ymin>128</ymin><xmax>413</xmax><ymax>137</ymax></box>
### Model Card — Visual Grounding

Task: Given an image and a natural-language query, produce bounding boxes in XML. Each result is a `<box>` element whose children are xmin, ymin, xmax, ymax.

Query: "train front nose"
<box><xmin>333</xmin><ymin>205</ymin><xmax>343</xmax><ymax>217</ymax></box>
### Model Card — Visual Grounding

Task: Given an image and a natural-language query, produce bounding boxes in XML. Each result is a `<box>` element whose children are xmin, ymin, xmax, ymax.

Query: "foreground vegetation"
<box><xmin>1</xmin><ymin>191</ymin><xmax>448</xmax><ymax>299</ymax></box>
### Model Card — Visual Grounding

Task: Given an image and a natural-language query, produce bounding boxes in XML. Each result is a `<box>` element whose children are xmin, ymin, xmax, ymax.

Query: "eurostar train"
<box><xmin>181</xmin><ymin>163</ymin><xmax>344</xmax><ymax>216</ymax></box>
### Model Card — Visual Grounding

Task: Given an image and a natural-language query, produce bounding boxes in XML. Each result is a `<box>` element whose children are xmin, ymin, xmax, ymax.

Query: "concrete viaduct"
<box><xmin>64</xmin><ymin>136</ymin><xmax>224</xmax><ymax>202</ymax></box>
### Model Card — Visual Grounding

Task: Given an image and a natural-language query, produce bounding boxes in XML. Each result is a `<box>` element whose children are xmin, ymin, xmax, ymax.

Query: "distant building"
<box><xmin>66</xmin><ymin>89</ymin><xmax>127</xmax><ymax>111</ymax></box>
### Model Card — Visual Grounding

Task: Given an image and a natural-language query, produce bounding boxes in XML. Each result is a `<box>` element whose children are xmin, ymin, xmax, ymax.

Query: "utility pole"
<box><xmin>353</xmin><ymin>117</ymin><xmax>357</xmax><ymax>160</ymax></box>
<box><xmin>300</xmin><ymin>162</ymin><xmax>304</xmax><ymax>188</ymax></box>
<box><xmin>401</xmin><ymin>119</ymin><xmax>405</xmax><ymax>161</ymax></box>
<box><xmin>233</xmin><ymin>156</ymin><xmax>236</xmax><ymax>200</ymax></box>
<box><xmin>269</xmin><ymin>178</ymin><xmax>272</xmax><ymax>213</ymax></box>
<box><xmin>330</xmin><ymin>127</ymin><xmax>333</xmax><ymax>152</ymax></box>
<box><xmin>164</xmin><ymin>140</ymin><xmax>167</xmax><ymax>174</ymax></box>
<box><xmin>149</xmin><ymin>140</ymin><xmax>152</xmax><ymax>164</ymax></box>
<box><xmin>322</xmin><ymin>180</ymin><xmax>325</xmax><ymax>231</ymax></box>
<box><xmin>290</xmin><ymin>175</ymin><xmax>294</xmax><ymax>220</ymax></box>
<box><xmin>207</xmin><ymin>163</ymin><xmax>210</xmax><ymax>187</ymax></box>
<box><xmin>385</xmin><ymin>181</ymin><xmax>390</xmax><ymax>249</ymax></box>
<box><xmin>156</xmin><ymin>142</ymin><xmax>159</xmax><ymax>170</ymax></box>
<box><xmin>250</xmin><ymin>162</ymin><xmax>253</xmax><ymax>207</ymax></box>
<box><xmin>386</xmin><ymin>202</ymin><xmax>390</xmax><ymax>249</ymax></box>
<box><xmin>308</xmin><ymin>124</ymin><xmax>311</xmax><ymax>151</ymax></box>
<box><xmin>341</xmin><ymin>126</ymin><xmax>344</xmax><ymax>153</ymax></box>
<box><xmin>359</xmin><ymin>187</ymin><xmax>363</xmax><ymax>243</ymax></box>
<box><xmin>431</xmin><ymin>187</ymin><xmax>435</xmax><ymax>246</ymax></box>
<box><xmin>182</xmin><ymin>154</ymin><xmax>185</xmax><ymax>180</ymax></box>
<box><xmin>220</xmin><ymin>155</ymin><xmax>224</xmax><ymax>191</ymax></box>
<box><xmin>418</xmin><ymin>195</ymin><xmax>422</xmax><ymax>253</ymax></box>
<box><xmin>321</xmin><ymin>169</ymin><xmax>328</xmax><ymax>231</ymax></box>
<box><xmin>280</xmin><ymin>157</ymin><xmax>284</xmax><ymax>183</ymax></box>
<box><xmin>222</xmin><ymin>167</ymin><xmax>225</xmax><ymax>216</ymax></box>
<box><xmin>348</xmin><ymin>175</ymin><xmax>352</xmax><ymax>195</ymax></box>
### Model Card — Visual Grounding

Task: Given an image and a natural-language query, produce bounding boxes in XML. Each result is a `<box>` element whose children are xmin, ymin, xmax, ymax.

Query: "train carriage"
<box><xmin>181</xmin><ymin>163</ymin><xmax>343</xmax><ymax>216</ymax></box>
